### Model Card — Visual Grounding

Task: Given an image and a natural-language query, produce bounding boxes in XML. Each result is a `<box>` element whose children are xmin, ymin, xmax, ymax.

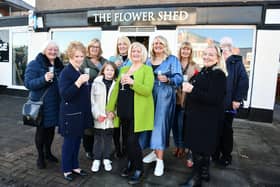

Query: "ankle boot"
<box><xmin>45</xmin><ymin>145</ymin><xmax>58</xmax><ymax>162</ymax></box>
<box><xmin>37</xmin><ymin>156</ymin><xmax>46</xmax><ymax>169</ymax></box>
<box><xmin>128</xmin><ymin>170</ymin><xmax>143</xmax><ymax>185</ymax></box>
<box><xmin>201</xmin><ymin>156</ymin><xmax>210</xmax><ymax>182</ymax></box>
<box><xmin>180</xmin><ymin>172</ymin><xmax>202</xmax><ymax>187</ymax></box>
<box><xmin>121</xmin><ymin>161</ymin><xmax>133</xmax><ymax>177</ymax></box>
<box><xmin>180</xmin><ymin>153</ymin><xmax>202</xmax><ymax>187</ymax></box>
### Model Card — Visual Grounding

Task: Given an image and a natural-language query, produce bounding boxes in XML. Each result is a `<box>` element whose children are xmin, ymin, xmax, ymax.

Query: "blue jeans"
<box><xmin>172</xmin><ymin>105</ymin><xmax>185</xmax><ymax>148</ymax></box>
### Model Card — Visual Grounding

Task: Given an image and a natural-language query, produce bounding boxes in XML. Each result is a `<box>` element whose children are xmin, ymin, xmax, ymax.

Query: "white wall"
<box><xmin>250</xmin><ymin>30</ymin><xmax>280</xmax><ymax>110</ymax></box>
<box><xmin>28</xmin><ymin>32</ymin><xmax>49</xmax><ymax>62</ymax></box>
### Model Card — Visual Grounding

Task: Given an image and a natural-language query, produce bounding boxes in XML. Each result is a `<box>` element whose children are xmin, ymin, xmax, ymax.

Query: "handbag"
<box><xmin>22</xmin><ymin>88</ymin><xmax>49</xmax><ymax>127</ymax></box>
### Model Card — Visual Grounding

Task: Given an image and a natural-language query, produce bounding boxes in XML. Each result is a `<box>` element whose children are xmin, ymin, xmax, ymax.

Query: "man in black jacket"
<box><xmin>214</xmin><ymin>37</ymin><xmax>249</xmax><ymax>166</ymax></box>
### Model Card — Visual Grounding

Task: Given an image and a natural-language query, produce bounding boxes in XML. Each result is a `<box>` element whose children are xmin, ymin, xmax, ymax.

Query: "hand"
<box><xmin>121</xmin><ymin>74</ymin><xmax>134</xmax><ymax>85</ymax></box>
<box><xmin>182</xmin><ymin>82</ymin><xmax>194</xmax><ymax>93</ymax></box>
<box><xmin>107</xmin><ymin>112</ymin><xmax>115</xmax><ymax>120</ymax></box>
<box><xmin>115</xmin><ymin>60</ymin><xmax>122</xmax><ymax>67</ymax></box>
<box><xmin>45</xmin><ymin>72</ymin><xmax>54</xmax><ymax>82</ymax></box>
<box><xmin>97</xmin><ymin>115</ymin><xmax>106</xmax><ymax>123</ymax></box>
<box><xmin>158</xmin><ymin>74</ymin><xmax>169</xmax><ymax>83</ymax></box>
<box><xmin>77</xmin><ymin>74</ymin><xmax>89</xmax><ymax>84</ymax></box>
<box><xmin>232</xmin><ymin>101</ymin><xmax>241</xmax><ymax>110</ymax></box>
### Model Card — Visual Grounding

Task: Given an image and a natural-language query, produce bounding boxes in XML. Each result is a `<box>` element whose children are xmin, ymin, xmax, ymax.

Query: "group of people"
<box><xmin>24</xmin><ymin>34</ymin><xmax>248</xmax><ymax>186</ymax></box>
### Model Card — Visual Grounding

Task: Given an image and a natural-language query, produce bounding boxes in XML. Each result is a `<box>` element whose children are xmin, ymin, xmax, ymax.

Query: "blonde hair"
<box><xmin>86</xmin><ymin>38</ymin><xmax>103</xmax><ymax>58</ymax></box>
<box><xmin>115</xmin><ymin>36</ymin><xmax>131</xmax><ymax>56</ymax></box>
<box><xmin>41</xmin><ymin>40</ymin><xmax>59</xmax><ymax>56</ymax></box>
<box><xmin>207</xmin><ymin>44</ymin><xmax>228</xmax><ymax>76</ymax></box>
<box><xmin>150</xmin><ymin>35</ymin><xmax>172</xmax><ymax>61</ymax></box>
<box><xmin>178</xmin><ymin>41</ymin><xmax>195</xmax><ymax>66</ymax></box>
<box><xmin>66</xmin><ymin>41</ymin><xmax>86</xmax><ymax>59</ymax></box>
<box><xmin>128</xmin><ymin>42</ymin><xmax>148</xmax><ymax>64</ymax></box>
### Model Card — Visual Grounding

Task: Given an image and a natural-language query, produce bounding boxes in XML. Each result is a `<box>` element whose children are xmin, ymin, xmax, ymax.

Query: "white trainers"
<box><xmin>143</xmin><ymin>151</ymin><xmax>157</xmax><ymax>163</ymax></box>
<box><xmin>103</xmin><ymin>159</ymin><xmax>112</xmax><ymax>171</ymax></box>
<box><xmin>91</xmin><ymin>160</ymin><xmax>100</xmax><ymax>172</ymax></box>
<box><xmin>154</xmin><ymin>158</ymin><xmax>164</xmax><ymax>176</ymax></box>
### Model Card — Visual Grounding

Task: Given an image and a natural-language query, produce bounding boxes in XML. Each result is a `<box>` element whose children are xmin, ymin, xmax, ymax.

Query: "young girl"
<box><xmin>90</xmin><ymin>62</ymin><xmax>118</xmax><ymax>172</ymax></box>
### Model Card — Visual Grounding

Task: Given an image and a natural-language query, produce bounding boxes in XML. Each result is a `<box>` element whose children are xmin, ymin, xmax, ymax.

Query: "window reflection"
<box><xmin>177</xmin><ymin>27</ymin><xmax>255</xmax><ymax>76</ymax></box>
<box><xmin>12</xmin><ymin>32</ymin><xmax>28</xmax><ymax>86</ymax></box>
<box><xmin>51</xmin><ymin>29</ymin><xmax>102</xmax><ymax>63</ymax></box>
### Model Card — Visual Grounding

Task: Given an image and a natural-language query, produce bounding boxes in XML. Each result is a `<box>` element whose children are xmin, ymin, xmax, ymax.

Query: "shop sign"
<box><xmin>88</xmin><ymin>7</ymin><xmax>196</xmax><ymax>26</ymax></box>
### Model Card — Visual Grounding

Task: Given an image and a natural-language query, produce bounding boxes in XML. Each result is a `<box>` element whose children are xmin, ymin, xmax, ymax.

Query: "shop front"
<box><xmin>1</xmin><ymin>2</ymin><xmax>280</xmax><ymax>122</ymax></box>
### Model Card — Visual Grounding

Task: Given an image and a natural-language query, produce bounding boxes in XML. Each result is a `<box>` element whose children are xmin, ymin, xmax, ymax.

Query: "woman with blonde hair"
<box><xmin>141</xmin><ymin>35</ymin><xmax>183</xmax><ymax>177</ymax></box>
<box><xmin>180</xmin><ymin>45</ymin><xmax>227</xmax><ymax>186</ymax></box>
<box><xmin>109</xmin><ymin>36</ymin><xmax>132</xmax><ymax>158</ymax></box>
<box><xmin>172</xmin><ymin>42</ymin><xmax>200</xmax><ymax>168</ymax></box>
<box><xmin>107</xmin><ymin>42</ymin><xmax>154</xmax><ymax>184</ymax></box>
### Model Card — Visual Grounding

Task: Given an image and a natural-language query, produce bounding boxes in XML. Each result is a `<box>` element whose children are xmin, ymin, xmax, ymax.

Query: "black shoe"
<box><xmin>216</xmin><ymin>157</ymin><xmax>231</xmax><ymax>167</ymax></box>
<box><xmin>128</xmin><ymin>170</ymin><xmax>143</xmax><ymax>185</ymax></box>
<box><xmin>37</xmin><ymin>158</ymin><xmax>46</xmax><ymax>169</ymax></box>
<box><xmin>72</xmin><ymin>169</ymin><xmax>88</xmax><ymax>176</ymax></box>
<box><xmin>64</xmin><ymin>173</ymin><xmax>74</xmax><ymax>181</ymax></box>
<box><xmin>45</xmin><ymin>154</ymin><xmax>59</xmax><ymax>163</ymax></box>
<box><xmin>201</xmin><ymin>168</ymin><xmax>210</xmax><ymax>182</ymax></box>
<box><xmin>85</xmin><ymin>152</ymin><xmax>94</xmax><ymax>160</ymax></box>
<box><xmin>114</xmin><ymin>150</ymin><xmax>123</xmax><ymax>159</ymax></box>
<box><xmin>180</xmin><ymin>173</ymin><xmax>202</xmax><ymax>187</ymax></box>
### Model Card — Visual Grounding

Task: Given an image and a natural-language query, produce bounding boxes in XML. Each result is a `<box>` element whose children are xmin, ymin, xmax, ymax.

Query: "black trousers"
<box><xmin>113</xmin><ymin>120</ymin><xmax>128</xmax><ymax>155</ymax></box>
<box><xmin>83</xmin><ymin>133</ymin><xmax>94</xmax><ymax>153</ymax></box>
<box><xmin>93</xmin><ymin>128</ymin><xmax>113</xmax><ymax>160</ymax></box>
<box><xmin>35</xmin><ymin>126</ymin><xmax>55</xmax><ymax>159</ymax></box>
<box><xmin>215</xmin><ymin>112</ymin><xmax>234</xmax><ymax>161</ymax></box>
<box><xmin>124</xmin><ymin>119</ymin><xmax>143</xmax><ymax>171</ymax></box>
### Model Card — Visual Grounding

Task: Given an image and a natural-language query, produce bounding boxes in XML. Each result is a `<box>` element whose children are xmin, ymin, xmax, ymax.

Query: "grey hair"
<box><xmin>41</xmin><ymin>40</ymin><xmax>60</xmax><ymax>56</ymax></box>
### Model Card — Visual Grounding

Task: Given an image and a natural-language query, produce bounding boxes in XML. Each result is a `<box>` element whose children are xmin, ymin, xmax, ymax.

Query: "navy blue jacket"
<box><xmin>24</xmin><ymin>53</ymin><xmax>64</xmax><ymax>127</ymax></box>
<box><xmin>58</xmin><ymin>63</ymin><xmax>92</xmax><ymax>137</ymax></box>
<box><xmin>225</xmin><ymin>55</ymin><xmax>249</xmax><ymax>110</ymax></box>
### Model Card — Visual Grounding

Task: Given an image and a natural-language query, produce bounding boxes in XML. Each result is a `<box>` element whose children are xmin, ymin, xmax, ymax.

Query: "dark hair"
<box><xmin>99</xmin><ymin>62</ymin><xmax>118</xmax><ymax>80</ymax></box>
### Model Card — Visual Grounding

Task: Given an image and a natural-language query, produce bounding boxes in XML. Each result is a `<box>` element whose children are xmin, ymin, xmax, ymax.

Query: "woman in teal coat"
<box><xmin>107</xmin><ymin>42</ymin><xmax>154</xmax><ymax>185</ymax></box>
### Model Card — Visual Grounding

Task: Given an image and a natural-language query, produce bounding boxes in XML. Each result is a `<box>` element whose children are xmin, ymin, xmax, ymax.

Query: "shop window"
<box><xmin>177</xmin><ymin>27</ymin><xmax>255</xmax><ymax>76</ymax></box>
<box><xmin>51</xmin><ymin>29</ymin><xmax>101</xmax><ymax>63</ymax></box>
<box><xmin>0</xmin><ymin>30</ymin><xmax>9</xmax><ymax>63</ymax></box>
<box><xmin>12</xmin><ymin>32</ymin><xmax>28</xmax><ymax>86</ymax></box>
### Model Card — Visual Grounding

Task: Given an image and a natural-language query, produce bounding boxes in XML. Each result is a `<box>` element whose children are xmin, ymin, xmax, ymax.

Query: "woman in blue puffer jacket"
<box><xmin>24</xmin><ymin>40</ymin><xmax>64</xmax><ymax>169</ymax></box>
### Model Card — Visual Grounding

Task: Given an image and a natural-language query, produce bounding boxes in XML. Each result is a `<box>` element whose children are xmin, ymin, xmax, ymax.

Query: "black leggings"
<box><xmin>35</xmin><ymin>126</ymin><xmax>55</xmax><ymax>158</ymax></box>
<box><xmin>124</xmin><ymin>119</ymin><xmax>143</xmax><ymax>171</ymax></box>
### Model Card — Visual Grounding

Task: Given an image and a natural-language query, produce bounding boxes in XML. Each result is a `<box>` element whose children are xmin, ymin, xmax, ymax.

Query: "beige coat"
<box><xmin>91</xmin><ymin>75</ymin><xmax>115</xmax><ymax>129</ymax></box>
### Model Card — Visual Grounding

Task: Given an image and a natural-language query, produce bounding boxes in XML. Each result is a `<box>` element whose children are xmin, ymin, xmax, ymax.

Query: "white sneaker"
<box><xmin>91</xmin><ymin>160</ymin><xmax>100</xmax><ymax>172</ymax></box>
<box><xmin>154</xmin><ymin>158</ymin><xmax>164</xmax><ymax>176</ymax></box>
<box><xmin>103</xmin><ymin>159</ymin><xmax>112</xmax><ymax>171</ymax></box>
<box><xmin>143</xmin><ymin>151</ymin><xmax>157</xmax><ymax>163</ymax></box>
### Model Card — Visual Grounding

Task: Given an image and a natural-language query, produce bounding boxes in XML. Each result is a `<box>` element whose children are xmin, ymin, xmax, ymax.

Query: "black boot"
<box><xmin>121</xmin><ymin>161</ymin><xmax>133</xmax><ymax>177</ymax></box>
<box><xmin>128</xmin><ymin>170</ymin><xmax>143</xmax><ymax>185</ymax></box>
<box><xmin>44</xmin><ymin>127</ymin><xmax>58</xmax><ymax>162</ymax></box>
<box><xmin>35</xmin><ymin>127</ymin><xmax>46</xmax><ymax>169</ymax></box>
<box><xmin>201</xmin><ymin>155</ymin><xmax>210</xmax><ymax>182</ymax></box>
<box><xmin>180</xmin><ymin>153</ymin><xmax>202</xmax><ymax>187</ymax></box>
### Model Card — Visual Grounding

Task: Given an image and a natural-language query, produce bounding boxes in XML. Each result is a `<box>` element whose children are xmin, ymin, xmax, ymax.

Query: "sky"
<box><xmin>23</xmin><ymin>0</ymin><xmax>35</xmax><ymax>7</ymax></box>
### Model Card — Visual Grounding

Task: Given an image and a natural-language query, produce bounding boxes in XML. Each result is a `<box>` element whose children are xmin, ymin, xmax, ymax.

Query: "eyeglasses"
<box><xmin>90</xmin><ymin>46</ymin><xmax>100</xmax><ymax>49</ymax></box>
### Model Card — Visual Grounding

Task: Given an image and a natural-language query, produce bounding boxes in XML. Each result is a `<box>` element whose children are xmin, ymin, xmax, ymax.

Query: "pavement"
<box><xmin>0</xmin><ymin>94</ymin><xmax>280</xmax><ymax>187</ymax></box>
